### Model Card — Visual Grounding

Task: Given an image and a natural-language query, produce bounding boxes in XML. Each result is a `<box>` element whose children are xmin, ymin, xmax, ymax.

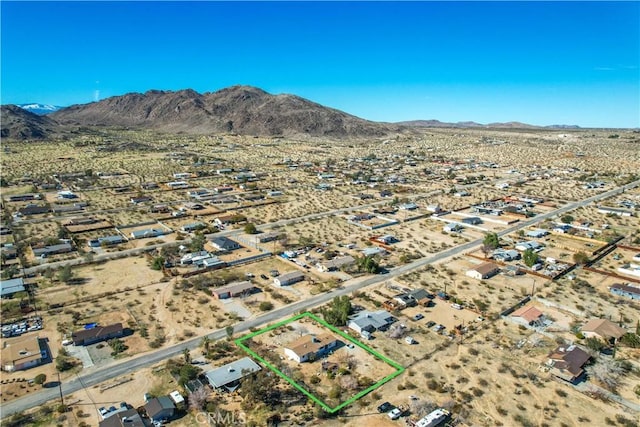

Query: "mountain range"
<box><xmin>397</xmin><ymin>120</ymin><xmax>580</xmax><ymax>130</ymax></box>
<box><xmin>2</xmin><ymin>85</ymin><xmax>582</xmax><ymax>140</ymax></box>
<box><xmin>0</xmin><ymin>105</ymin><xmax>59</xmax><ymax>140</ymax></box>
<box><xmin>17</xmin><ymin>103</ymin><xmax>62</xmax><ymax>115</ymax></box>
<box><xmin>50</xmin><ymin>86</ymin><xmax>394</xmax><ymax>138</ymax></box>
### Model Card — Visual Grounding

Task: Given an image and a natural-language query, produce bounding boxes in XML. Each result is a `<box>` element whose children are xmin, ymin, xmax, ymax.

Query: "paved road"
<box><xmin>2</xmin><ymin>179</ymin><xmax>638</xmax><ymax>418</ymax></box>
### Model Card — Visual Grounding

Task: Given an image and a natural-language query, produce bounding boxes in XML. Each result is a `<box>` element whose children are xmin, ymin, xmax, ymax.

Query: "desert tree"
<box><xmin>188</xmin><ymin>386</ymin><xmax>209</xmax><ymax>411</ymax></box>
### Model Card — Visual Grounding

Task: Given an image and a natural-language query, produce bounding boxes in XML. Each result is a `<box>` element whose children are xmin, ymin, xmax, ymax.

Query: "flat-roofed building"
<box><xmin>204</xmin><ymin>357</ymin><xmax>262</xmax><ymax>392</ymax></box>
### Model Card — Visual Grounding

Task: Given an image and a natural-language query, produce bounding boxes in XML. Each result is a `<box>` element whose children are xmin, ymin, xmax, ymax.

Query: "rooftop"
<box><xmin>285</xmin><ymin>333</ymin><xmax>339</xmax><ymax>358</ymax></box>
<box><xmin>204</xmin><ymin>357</ymin><xmax>261</xmax><ymax>388</ymax></box>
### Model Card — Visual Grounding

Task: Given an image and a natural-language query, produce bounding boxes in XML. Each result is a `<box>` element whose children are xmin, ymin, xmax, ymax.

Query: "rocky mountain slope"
<box><xmin>1</xmin><ymin>105</ymin><xmax>60</xmax><ymax>140</ymax></box>
<box><xmin>51</xmin><ymin>85</ymin><xmax>395</xmax><ymax>137</ymax></box>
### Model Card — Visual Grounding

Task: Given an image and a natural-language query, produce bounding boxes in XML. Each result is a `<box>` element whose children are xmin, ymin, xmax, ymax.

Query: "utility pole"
<box><xmin>57</xmin><ymin>372</ymin><xmax>64</xmax><ymax>407</ymax></box>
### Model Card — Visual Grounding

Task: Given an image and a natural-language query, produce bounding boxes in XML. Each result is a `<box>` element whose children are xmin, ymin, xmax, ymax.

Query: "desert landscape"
<box><xmin>1</xmin><ymin>108</ymin><xmax>639</xmax><ymax>427</ymax></box>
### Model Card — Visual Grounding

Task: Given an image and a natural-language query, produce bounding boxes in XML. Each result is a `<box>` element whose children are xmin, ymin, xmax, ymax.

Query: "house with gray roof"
<box><xmin>130</xmin><ymin>228</ymin><xmax>166</xmax><ymax>239</ymax></box>
<box><xmin>144</xmin><ymin>396</ymin><xmax>175</xmax><ymax>422</ymax></box>
<box><xmin>274</xmin><ymin>270</ymin><xmax>305</xmax><ymax>287</ymax></box>
<box><xmin>32</xmin><ymin>242</ymin><xmax>74</xmax><ymax>257</ymax></box>
<box><xmin>209</xmin><ymin>236</ymin><xmax>242</xmax><ymax>252</ymax></box>
<box><xmin>0</xmin><ymin>278</ymin><xmax>26</xmax><ymax>298</ymax></box>
<box><xmin>204</xmin><ymin>357</ymin><xmax>262</xmax><ymax>392</ymax></box>
<box><xmin>347</xmin><ymin>310</ymin><xmax>396</xmax><ymax>336</ymax></box>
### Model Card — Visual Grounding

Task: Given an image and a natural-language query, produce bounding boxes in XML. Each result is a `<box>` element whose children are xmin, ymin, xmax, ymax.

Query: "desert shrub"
<box><xmin>555</xmin><ymin>388</ymin><xmax>568</xmax><ymax>397</ymax></box>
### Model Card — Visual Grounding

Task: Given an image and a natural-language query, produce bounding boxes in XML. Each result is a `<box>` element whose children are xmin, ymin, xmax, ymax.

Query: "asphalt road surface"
<box><xmin>2</xmin><ymin>179</ymin><xmax>637</xmax><ymax>418</ymax></box>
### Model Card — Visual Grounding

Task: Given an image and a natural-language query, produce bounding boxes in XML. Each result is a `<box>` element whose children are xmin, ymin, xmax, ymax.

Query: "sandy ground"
<box><xmin>2</xmin><ymin>129</ymin><xmax>639</xmax><ymax>425</ymax></box>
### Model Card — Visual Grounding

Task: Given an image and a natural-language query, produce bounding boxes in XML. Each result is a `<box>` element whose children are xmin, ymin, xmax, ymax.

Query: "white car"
<box><xmin>388</xmin><ymin>408</ymin><xmax>403</xmax><ymax>420</ymax></box>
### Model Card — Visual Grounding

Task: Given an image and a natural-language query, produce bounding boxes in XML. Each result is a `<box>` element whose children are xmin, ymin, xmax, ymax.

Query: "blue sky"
<box><xmin>1</xmin><ymin>1</ymin><xmax>638</xmax><ymax>127</ymax></box>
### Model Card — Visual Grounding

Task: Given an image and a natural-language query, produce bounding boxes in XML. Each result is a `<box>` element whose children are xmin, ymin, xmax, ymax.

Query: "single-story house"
<box><xmin>493</xmin><ymin>249</ymin><xmax>520</xmax><ymax>262</ymax></box>
<box><xmin>376</xmin><ymin>235</ymin><xmax>397</xmax><ymax>245</ymax></box>
<box><xmin>144</xmin><ymin>396</ymin><xmax>175</xmax><ymax>422</ymax></box>
<box><xmin>182</xmin><ymin>202</ymin><xmax>204</xmax><ymax>211</ymax></box>
<box><xmin>8</xmin><ymin>193</ymin><xmax>39</xmax><ymax>202</ymax></box>
<box><xmin>398</xmin><ymin>202</ymin><xmax>418</xmax><ymax>210</ymax></box>
<box><xmin>204</xmin><ymin>357</ymin><xmax>262</xmax><ymax>392</ymax></box>
<box><xmin>618</xmin><ymin>263</ymin><xmax>640</xmax><ymax>278</ymax></box>
<box><xmin>284</xmin><ymin>333</ymin><xmax>340</xmax><ymax>363</ymax></box>
<box><xmin>553</xmin><ymin>224</ymin><xmax>573</xmax><ymax>234</ymax></box>
<box><xmin>212</xmin><ymin>281</ymin><xmax>257</xmax><ymax>299</ymax></box>
<box><xmin>597</xmin><ymin>206</ymin><xmax>634</xmax><ymax>217</ymax></box>
<box><xmin>546</xmin><ymin>345</ymin><xmax>591</xmax><ymax>382</ymax></box>
<box><xmin>0</xmin><ymin>278</ymin><xmax>26</xmax><ymax>298</ymax></box>
<box><xmin>166</xmin><ymin>181</ymin><xmax>189</xmax><ymax>189</ymax></box>
<box><xmin>181</xmin><ymin>222</ymin><xmax>206</xmax><ymax>233</ymax></box>
<box><xmin>130</xmin><ymin>196</ymin><xmax>152</xmax><ymax>204</ymax></box>
<box><xmin>406</xmin><ymin>289</ymin><xmax>433</xmax><ymax>306</ymax></box>
<box><xmin>57</xmin><ymin>190</ymin><xmax>78</xmax><ymax>199</ymax></box>
<box><xmin>71</xmin><ymin>323</ymin><xmax>124</xmax><ymax>346</ymax></box>
<box><xmin>466</xmin><ymin>262</ymin><xmax>500</xmax><ymax>280</ymax></box>
<box><xmin>526</xmin><ymin>229</ymin><xmax>549</xmax><ymax>238</ymax></box>
<box><xmin>472</xmin><ymin>205</ymin><xmax>503</xmax><ymax>216</ymax></box>
<box><xmin>18</xmin><ymin>205</ymin><xmax>51</xmax><ymax>216</ymax></box>
<box><xmin>1</xmin><ymin>335</ymin><xmax>48</xmax><ymax>372</ymax></box>
<box><xmin>209</xmin><ymin>236</ymin><xmax>242</xmax><ymax>252</ymax></box>
<box><xmin>610</xmin><ymin>283</ymin><xmax>640</xmax><ymax>300</ymax></box>
<box><xmin>180</xmin><ymin>251</ymin><xmax>211</xmax><ymax>265</ymax></box>
<box><xmin>317</xmin><ymin>255</ymin><xmax>355</xmax><ymax>272</ymax></box>
<box><xmin>348</xmin><ymin>310</ymin><xmax>396</xmax><ymax>335</ymax></box>
<box><xmin>88</xmin><ymin>235</ymin><xmax>125</xmax><ymax>248</ymax></box>
<box><xmin>99</xmin><ymin>409</ymin><xmax>149</xmax><ymax>427</ymax></box>
<box><xmin>274</xmin><ymin>271</ymin><xmax>305</xmax><ymax>287</ymax></box>
<box><xmin>461</xmin><ymin>217</ymin><xmax>482</xmax><ymax>225</ymax></box>
<box><xmin>32</xmin><ymin>242</ymin><xmax>74</xmax><ymax>257</ymax></box>
<box><xmin>393</xmin><ymin>293</ymin><xmax>417</xmax><ymax>308</ymax></box>
<box><xmin>511</xmin><ymin>305</ymin><xmax>545</xmax><ymax>326</ymax></box>
<box><xmin>130</xmin><ymin>228</ymin><xmax>165</xmax><ymax>239</ymax></box>
<box><xmin>515</xmin><ymin>241</ymin><xmax>544</xmax><ymax>252</ymax></box>
<box><xmin>141</xmin><ymin>182</ymin><xmax>159</xmax><ymax>190</ymax></box>
<box><xmin>443</xmin><ymin>223</ymin><xmax>464</xmax><ymax>233</ymax></box>
<box><xmin>581</xmin><ymin>319</ymin><xmax>626</xmax><ymax>343</ymax></box>
<box><xmin>361</xmin><ymin>246</ymin><xmax>387</xmax><ymax>257</ymax></box>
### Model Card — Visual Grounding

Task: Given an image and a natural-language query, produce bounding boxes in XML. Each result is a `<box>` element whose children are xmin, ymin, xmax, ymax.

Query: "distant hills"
<box><xmin>1</xmin><ymin>105</ymin><xmax>59</xmax><ymax>140</ymax></box>
<box><xmin>397</xmin><ymin>119</ymin><xmax>580</xmax><ymax>130</ymax></box>
<box><xmin>2</xmin><ymin>86</ymin><xmax>586</xmax><ymax>140</ymax></box>
<box><xmin>49</xmin><ymin>85</ymin><xmax>395</xmax><ymax>138</ymax></box>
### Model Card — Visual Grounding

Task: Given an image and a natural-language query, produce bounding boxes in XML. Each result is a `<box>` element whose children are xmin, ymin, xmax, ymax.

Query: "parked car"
<box><xmin>412</xmin><ymin>313</ymin><xmax>424</xmax><ymax>321</ymax></box>
<box><xmin>405</xmin><ymin>336</ymin><xmax>416</xmax><ymax>344</ymax></box>
<box><xmin>426</xmin><ymin>320</ymin><xmax>436</xmax><ymax>328</ymax></box>
<box><xmin>451</xmin><ymin>303</ymin><xmax>462</xmax><ymax>310</ymax></box>
<box><xmin>388</xmin><ymin>408</ymin><xmax>403</xmax><ymax>420</ymax></box>
<box><xmin>377</xmin><ymin>402</ymin><xmax>394</xmax><ymax>413</ymax></box>
<box><xmin>260</xmin><ymin>274</ymin><xmax>268</xmax><ymax>280</ymax></box>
